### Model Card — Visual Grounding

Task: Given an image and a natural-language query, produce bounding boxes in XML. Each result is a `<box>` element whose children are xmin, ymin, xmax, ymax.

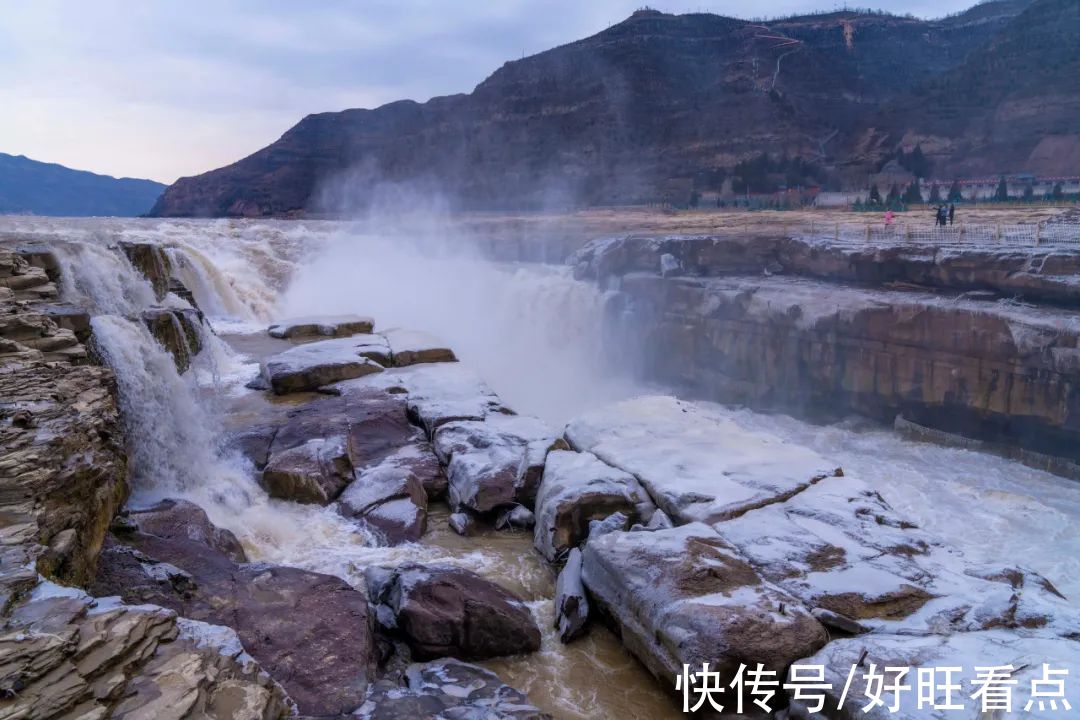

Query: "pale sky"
<box><xmin>0</xmin><ymin>0</ymin><xmax>980</xmax><ymax>184</ymax></box>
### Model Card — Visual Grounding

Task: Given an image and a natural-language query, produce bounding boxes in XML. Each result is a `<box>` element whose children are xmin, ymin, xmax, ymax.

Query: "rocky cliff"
<box><xmin>575</xmin><ymin>234</ymin><xmax>1080</xmax><ymax>472</ymax></box>
<box><xmin>149</xmin><ymin>0</ymin><xmax>1070</xmax><ymax>216</ymax></box>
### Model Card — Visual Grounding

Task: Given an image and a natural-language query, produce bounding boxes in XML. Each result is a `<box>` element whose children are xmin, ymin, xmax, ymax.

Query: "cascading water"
<box><xmin>8</xmin><ymin>214</ymin><xmax>1080</xmax><ymax>718</ymax></box>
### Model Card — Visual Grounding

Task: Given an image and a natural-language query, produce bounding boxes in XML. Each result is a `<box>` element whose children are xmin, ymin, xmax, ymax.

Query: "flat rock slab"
<box><xmin>381</xmin><ymin>328</ymin><xmax>457</xmax><ymax>366</ymax></box>
<box><xmin>261</xmin><ymin>336</ymin><xmax>384</xmax><ymax>394</ymax></box>
<box><xmin>717</xmin><ymin>472</ymin><xmax>1080</xmax><ymax>636</ymax></box>
<box><xmin>356</xmin><ymin>659</ymin><xmax>550</xmax><ymax>720</ymax></box>
<box><xmin>92</xmin><ymin>505</ymin><xmax>376</xmax><ymax>716</ymax></box>
<box><xmin>566</xmin><ymin>395</ymin><xmax>839</xmax><ymax>524</ymax></box>
<box><xmin>366</xmin><ymin>563</ymin><xmax>541</xmax><ymax>661</ymax></box>
<box><xmin>434</xmin><ymin>414</ymin><xmax>567</xmax><ymax>514</ymax></box>
<box><xmin>261</xmin><ymin>437</ymin><xmax>353</xmax><ymax>504</ymax></box>
<box><xmin>792</xmin><ymin>630</ymin><xmax>1080</xmax><ymax>720</ymax></box>
<box><xmin>268</xmin><ymin>314</ymin><xmax>374</xmax><ymax>339</ymax></box>
<box><xmin>391</xmin><ymin>362</ymin><xmax>510</xmax><ymax>436</ymax></box>
<box><xmin>533</xmin><ymin>449</ymin><xmax>655</xmax><ymax>562</ymax></box>
<box><xmin>581</xmin><ymin>523</ymin><xmax>827</xmax><ymax>698</ymax></box>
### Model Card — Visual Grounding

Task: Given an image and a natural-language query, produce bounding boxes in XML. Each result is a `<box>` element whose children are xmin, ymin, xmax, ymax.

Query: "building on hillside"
<box><xmin>815</xmin><ymin>191</ymin><xmax>863</xmax><ymax>207</ymax></box>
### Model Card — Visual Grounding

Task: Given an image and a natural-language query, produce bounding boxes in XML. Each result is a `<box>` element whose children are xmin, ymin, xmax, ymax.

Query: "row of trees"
<box><xmin>860</xmin><ymin>178</ymin><xmax>1073</xmax><ymax>210</ymax></box>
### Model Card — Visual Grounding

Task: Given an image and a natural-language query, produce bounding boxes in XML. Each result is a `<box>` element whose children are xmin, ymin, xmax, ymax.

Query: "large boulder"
<box><xmin>0</xmin><ymin>584</ymin><xmax>291</xmax><ymax>720</ymax></box>
<box><xmin>434</xmin><ymin>414</ymin><xmax>567</xmax><ymax>515</ymax></box>
<box><xmin>381</xmin><ymin>328</ymin><xmax>457</xmax><ymax>366</ymax></box>
<box><xmin>268</xmin><ymin>314</ymin><xmax>374</xmax><ymax>339</ymax></box>
<box><xmin>120</xmin><ymin>498</ymin><xmax>246</xmax><ymax>562</ymax></box>
<box><xmin>119</xmin><ymin>241</ymin><xmax>172</xmax><ymax>300</ymax></box>
<box><xmin>581</xmin><ymin>523</ymin><xmax>827</xmax><ymax>701</ymax></box>
<box><xmin>261</xmin><ymin>437</ymin><xmax>353</xmax><ymax>504</ymax></box>
<box><xmin>261</xmin><ymin>336</ymin><xmax>384</xmax><ymax>394</ymax></box>
<box><xmin>356</xmin><ymin>659</ymin><xmax>549</xmax><ymax>720</ymax></box>
<box><xmin>92</xmin><ymin>504</ymin><xmax>376</xmax><ymax>716</ymax></box>
<box><xmin>566</xmin><ymin>396</ymin><xmax>839</xmax><ymax>524</ymax></box>
<box><xmin>366</xmin><ymin>563</ymin><xmax>541</xmax><ymax>661</ymax></box>
<box><xmin>338</xmin><ymin>453</ymin><xmax>428</xmax><ymax>545</ymax></box>
<box><xmin>533</xmin><ymin>449</ymin><xmax>655</xmax><ymax>562</ymax></box>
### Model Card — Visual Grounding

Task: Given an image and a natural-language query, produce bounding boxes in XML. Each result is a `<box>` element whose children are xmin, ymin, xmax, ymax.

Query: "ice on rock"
<box><xmin>533</xmin><ymin>449</ymin><xmax>655</xmax><ymax>562</ymax></box>
<box><xmin>267</xmin><ymin>314</ymin><xmax>374</xmax><ymax>339</ymax></box>
<box><xmin>380</xmin><ymin>328</ymin><xmax>457</xmax><ymax>367</ymax></box>
<box><xmin>390</xmin><ymin>362</ymin><xmax>509</xmax><ymax>436</ymax></box>
<box><xmin>580</xmin><ymin>523</ymin><xmax>827</xmax><ymax>694</ymax></box>
<box><xmin>566</xmin><ymin>395</ymin><xmax>839</xmax><ymax>524</ymax></box>
<box><xmin>260</xmin><ymin>336</ymin><xmax>384</xmax><ymax>393</ymax></box>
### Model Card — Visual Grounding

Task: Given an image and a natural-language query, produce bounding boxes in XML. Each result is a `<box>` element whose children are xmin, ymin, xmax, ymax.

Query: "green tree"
<box><xmin>947</xmin><ymin>181</ymin><xmax>963</xmax><ymax>202</ymax></box>
<box><xmin>928</xmin><ymin>183</ymin><xmax>942</xmax><ymax>203</ymax></box>
<box><xmin>902</xmin><ymin>179</ymin><xmax>923</xmax><ymax>205</ymax></box>
<box><xmin>1023</xmin><ymin>183</ymin><xmax>1034</xmax><ymax>202</ymax></box>
<box><xmin>886</xmin><ymin>183</ymin><xmax>902</xmax><ymax>208</ymax></box>
<box><xmin>1052</xmin><ymin>182</ymin><xmax>1065</xmax><ymax>200</ymax></box>
<box><xmin>994</xmin><ymin>176</ymin><xmax>1010</xmax><ymax>202</ymax></box>
<box><xmin>868</xmin><ymin>183</ymin><xmax>882</xmax><ymax>205</ymax></box>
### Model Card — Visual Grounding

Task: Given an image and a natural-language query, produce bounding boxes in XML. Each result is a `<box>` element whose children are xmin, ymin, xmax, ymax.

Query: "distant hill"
<box><xmin>151</xmin><ymin>0</ymin><xmax>1068</xmax><ymax>217</ymax></box>
<box><xmin>0</xmin><ymin>153</ymin><xmax>165</xmax><ymax>217</ymax></box>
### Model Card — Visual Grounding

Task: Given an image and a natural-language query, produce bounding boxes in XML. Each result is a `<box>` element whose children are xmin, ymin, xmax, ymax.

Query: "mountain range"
<box><xmin>149</xmin><ymin>0</ymin><xmax>1079</xmax><ymax>217</ymax></box>
<box><xmin>0</xmin><ymin>153</ymin><xmax>165</xmax><ymax>217</ymax></box>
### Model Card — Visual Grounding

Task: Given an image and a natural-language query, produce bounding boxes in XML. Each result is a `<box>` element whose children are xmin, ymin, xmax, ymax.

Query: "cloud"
<box><xmin>0</xmin><ymin>0</ymin><xmax>980</xmax><ymax>183</ymax></box>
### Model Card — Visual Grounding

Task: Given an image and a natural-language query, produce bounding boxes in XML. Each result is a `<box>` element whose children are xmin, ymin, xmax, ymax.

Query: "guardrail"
<box><xmin>801</xmin><ymin>221</ymin><xmax>1080</xmax><ymax>247</ymax></box>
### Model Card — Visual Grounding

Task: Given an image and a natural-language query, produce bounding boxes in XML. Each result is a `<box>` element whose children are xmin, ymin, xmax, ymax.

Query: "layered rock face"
<box><xmin>547</xmin><ymin>395</ymin><xmax>1080</xmax><ymax>715</ymax></box>
<box><xmin>578</xmin><ymin>234</ymin><xmax>1080</xmax><ymax>468</ymax></box>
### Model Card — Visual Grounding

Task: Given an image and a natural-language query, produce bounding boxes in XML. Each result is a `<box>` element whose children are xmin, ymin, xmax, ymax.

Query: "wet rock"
<box><xmin>0</xmin><ymin>586</ymin><xmax>292</xmax><ymax>720</ymax></box>
<box><xmin>435</xmin><ymin>414</ymin><xmax>567</xmax><ymax>515</ymax></box>
<box><xmin>381</xmin><ymin>328</ymin><xmax>457</xmax><ymax>366</ymax></box>
<box><xmin>261</xmin><ymin>336</ymin><xmax>384</xmax><ymax>394</ymax></box>
<box><xmin>126</xmin><ymin>498</ymin><xmax>247</xmax><ymax>563</ymax></box>
<box><xmin>533</xmin><ymin>449</ymin><xmax>654</xmax><ymax>562</ymax></box>
<box><xmin>495</xmin><ymin>505</ymin><xmax>535</xmax><ymax>531</ymax></box>
<box><xmin>225</xmin><ymin>423</ymin><xmax>278</xmax><ymax>469</ymax></box>
<box><xmin>581</xmin><ymin>523</ymin><xmax>827</xmax><ymax>699</ymax></box>
<box><xmin>355</xmin><ymin>659</ymin><xmax>550</xmax><ymax>720</ymax></box>
<box><xmin>119</xmin><ymin>241</ymin><xmax>172</xmax><ymax>300</ymax></box>
<box><xmin>141</xmin><ymin>307</ymin><xmax>204</xmax><ymax>373</ymax></box>
<box><xmin>268</xmin><ymin>314</ymin><xmax>374</xmax><ymax>339</ymax></box>
<box><xmin>566</xmin><ymin>395</ymin><xmax>838</xmax><ymax>523</ymax></box>
<box><xmin>448</xmin><ymin>512</ymin><xmax>475</xmax><ymax>536</ymax></box>
<box><xmin>810</xmin><ymin>607</ymin><xmax>868</xmax><ymax>635</ymax></box>
<box><xmin>261</xmin><ymin>437</ymin><xmax>353</xmax><ymax>504</ymax></box>
<box><xmin>554</xmin><ymin>548</ymin><xmax>589</xmax><ymax>643</ymax></box>
<box><xmin>366</xmin><ymin>563</ymin><xmax>541</xmax><ymax>661</ymax></box>
<box><xmin>338</xmin><ymin>456</ymin><xmax>428</xmax><ymax>545</ymax></box>
<box><xmin>93</xmin><ymin>511</ymin><xmax>376</xmax><ymax>716</ymax></box>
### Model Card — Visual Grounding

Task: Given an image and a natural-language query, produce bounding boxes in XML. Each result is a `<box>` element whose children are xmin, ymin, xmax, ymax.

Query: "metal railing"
<box><xmin>801</xmin><ymin>221</ymin><xmax>1080</xmax><ymax>247</ymax></box>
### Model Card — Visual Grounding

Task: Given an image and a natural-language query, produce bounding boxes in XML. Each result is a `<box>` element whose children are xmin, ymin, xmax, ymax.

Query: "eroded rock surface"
<box><xmin>566</xmin><ymin>396</ymin><xmax>838</xmax><ymax>524</ymax></box>
<box><xmin>268</xmin><ymin>314</ymin><xmax>374</xmax><ymax>339</ymax></box>
<box><xmin>0</xmin><ymin>585</ymin><xmax>292</xmax><ymax>720</ymax></box>
<box><xmin>380</xmin><ymin>328</ymin><xmax>457</xmax><ymax>367</ymax></box>
<box><xmin>533</xmin><ymin>449</ymin><xmax>654</xmax><ymax>562</ymax></box>
<box><xmin>261</xmin><ymin>336</ymin><xmax>384</xmax><ymax>394</ymax></box>
<box><xmin>581</xmin><ymin>522</ymin><xmax>828</xmax><ymax>701</ymax></box>
<box><xmin>367</xmin><ymin>564</ymin><xmax>541</xmax><ymax>661</ymax></box>
<box><xmin>93</xmin><ymin>502</ymin><xmax>376</xmax><ymax>716</ymax></box>
<box><xmin>356</xmin><ymin>659</ymin><xmax>550</xmax><ymax>720</ymax></box>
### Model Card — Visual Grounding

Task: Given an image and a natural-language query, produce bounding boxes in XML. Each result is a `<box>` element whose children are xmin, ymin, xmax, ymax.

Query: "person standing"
<box><xmin>885</xmin><ymin>209</ymin><xmax>895</xmax><ymax>227</ymax></box>
<box><xmin>949</xmin><ymin>203</ymin><xmax>956</xmax><ymax>225</ymax></box>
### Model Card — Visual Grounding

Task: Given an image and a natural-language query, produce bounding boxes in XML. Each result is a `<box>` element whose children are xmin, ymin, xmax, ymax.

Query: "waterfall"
<box><xmin>52</xmin><ymin>242</ymin><xmax>157</xmax><ymax>316</ymax></box>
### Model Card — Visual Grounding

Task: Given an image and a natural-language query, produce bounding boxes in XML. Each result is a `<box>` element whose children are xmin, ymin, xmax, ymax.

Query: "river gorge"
<box><xmin>1</xmin><ymin>215</ymin><xmax>1078</xmax><ymax>719</ymax></box>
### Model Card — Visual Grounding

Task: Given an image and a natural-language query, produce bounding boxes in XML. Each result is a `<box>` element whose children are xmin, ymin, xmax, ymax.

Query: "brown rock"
<box><xmin>367</xmin><ymin>563</ymin><xmax>541</xmax><ymax>661</ymax></box>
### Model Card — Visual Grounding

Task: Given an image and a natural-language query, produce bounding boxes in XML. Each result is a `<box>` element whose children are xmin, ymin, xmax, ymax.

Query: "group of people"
<box><xmin>935</xmin><ymin>203</ymin><xmax>957</xmax><ymax>226</ymax></box>
<box><xmin>882</xmin><ymin>203</ymin><xmax>958</xmax><ymax>228</ymax></box>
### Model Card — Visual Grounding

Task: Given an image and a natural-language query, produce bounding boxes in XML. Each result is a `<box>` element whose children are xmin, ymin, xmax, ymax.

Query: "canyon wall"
<box><xmin>576</xmin><ymin>235</ymin><xmax>1080</xmax><ymax>470</ymax></box>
